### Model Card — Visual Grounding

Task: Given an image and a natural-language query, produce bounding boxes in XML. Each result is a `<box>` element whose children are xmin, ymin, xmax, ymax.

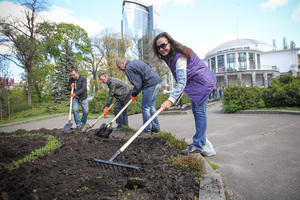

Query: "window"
<box><xmin>217</xmin><ymin>55</ymin><xmax>224</xmax><ymax>72</ymax></box>
<box><xmin>226</xmin><ymin>53</ymin><xmax>236</xmax><ymax>71</ymax></box>
<box><xmin>211</xmin><ymin>57</ymin><xmax>216</xmax><ymax>73</ymax></box>
<box><xmin>238</xmin><ymin>52</ymin><xmax>247</xmax><ymax>71</ymax></box>
<box><xmin>257</xmin><ymin>54</ymin><xmax>261</xmax><ymax>69</ymax></box>
<box><xmin>249</xmin><ymin>53</ymin><xmax>256</xmax><ymax>69</ymax></box>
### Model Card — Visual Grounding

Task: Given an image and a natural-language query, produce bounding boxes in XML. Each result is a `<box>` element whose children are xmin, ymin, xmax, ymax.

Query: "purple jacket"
<box><xmin>162</xmin><ymin>53</ymin><xmax>216</xmax><ymax>106</ymax></box>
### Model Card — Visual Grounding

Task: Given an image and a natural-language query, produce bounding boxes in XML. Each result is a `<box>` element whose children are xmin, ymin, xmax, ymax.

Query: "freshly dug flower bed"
<box><xmin>0</xmin><ymin>128</ymin><xmax>204</xmax><ymax>199</ymax></box>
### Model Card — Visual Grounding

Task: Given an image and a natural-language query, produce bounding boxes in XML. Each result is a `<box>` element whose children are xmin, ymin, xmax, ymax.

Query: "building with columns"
<box><xmin>203</xmin><ymin>38</ymin><xmax>299</xmax><ymax>87</ymax></box>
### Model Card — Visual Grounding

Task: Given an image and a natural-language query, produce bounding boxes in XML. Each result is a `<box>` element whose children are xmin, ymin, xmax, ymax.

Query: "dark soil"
<box><xmin>0</xmin><ymin>127</ymin><xmax>202</xmax><ymax>200</ymax></box>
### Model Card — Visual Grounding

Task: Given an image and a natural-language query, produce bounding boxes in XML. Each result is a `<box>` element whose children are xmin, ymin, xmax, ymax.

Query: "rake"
<box><xmin>86</xmin><ymin>107</ymin><xmax>163</xmax><ymax>172</ymax></box>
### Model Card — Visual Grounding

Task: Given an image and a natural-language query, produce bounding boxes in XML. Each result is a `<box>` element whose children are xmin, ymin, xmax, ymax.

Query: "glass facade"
<box><xmin>123</xmin><ymin>2</ymin><xmax>148</xmax><ymax>39</ymax></box>
<box><xmin>208</xmin><ymin>52</ymin><xmax>263</xmax><ymax>72</ymax></box>
<box><xmin>226</xmin><ymin>53</ymin><xmax>236</xmax><ymax>71</ymax></box>
<box><xmin>122</xmin><ymin>1</ymin><xmax>160</xmax><ymax>58</ymax></box>
<box><xmin>217</xmin><ymin>55</ymin><xmax>224</xmax><ymax>72</ymax></box>
<box><xmin>238</xmin><ymin>52</ymin><xmax>247</xmax><ymax>71</ymax></box>
<box><xmin>211</xmin><ymin>57</ymin><xmax>216</xmax><ymax>73</ymax></box>
<box><xmin>249</xmin><ymin>53</ymin><xmax>256</xmax><ymax>69</ymax></box>
<box><xmin>257</xmin><ymin>54</ymin><xmax>261</xmax><ymax>69</ymax></box>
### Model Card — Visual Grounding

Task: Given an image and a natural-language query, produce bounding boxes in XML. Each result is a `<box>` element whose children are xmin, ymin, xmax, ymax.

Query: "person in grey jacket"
<box><xmin>99</xmin><ymin>73</ymin><xmax>132</xmax><ymax>130</ymax></box>
<box><xmin>116</xmin><ymin>58</ymin><xmax>162</xmax><ymax>135</ymax></box>
<box><xmin>67</xmin><ymin>68</ymin><xmax>88</xmax><ymax>128</ymax></box>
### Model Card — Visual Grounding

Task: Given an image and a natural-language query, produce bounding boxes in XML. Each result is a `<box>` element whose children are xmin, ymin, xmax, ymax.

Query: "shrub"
<box><xmin>222</xmin><ymin>85</ymin><xmax>261</xmax><ymax>113</ymax></box>
<box><xmin>262</xmin><ymin>74</ymin><xmax>300</xmax><ymax>107</ymax></box>
<box><xmin>89</xmin><ymin>89</ymin><xmax>109</xmax><ymax>114</ymax></box>
<box><xmin>157</xmin><ymin>131</ymin><xmax>188</xmax><ymax>150</ymax></box>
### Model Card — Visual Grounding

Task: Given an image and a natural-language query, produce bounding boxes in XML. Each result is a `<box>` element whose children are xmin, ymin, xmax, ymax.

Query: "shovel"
<box><xmin>95</xmin><ymin>99</ymin><xmax>132</xmax><ymax>138</ymax></box>
<box><xmin>81</xmin><ymin>101</ymin><xmax>117</xmax><ymax>132</ymax></box>
<box><xmin>64</xmin><ymin>87</ymin><xmax>74</xmax><ymax>130</ymax></box>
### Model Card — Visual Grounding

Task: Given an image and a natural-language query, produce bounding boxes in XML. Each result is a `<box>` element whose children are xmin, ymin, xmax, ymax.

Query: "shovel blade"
<box><xmin>64</xmin><ymin>122</ymin><xmax>73</xmax><ymax>130</ymax></box>
<box><xmin>95</xmin><ymin>123</ymin><xmax>113</xmax><ymax>138</ymax></box>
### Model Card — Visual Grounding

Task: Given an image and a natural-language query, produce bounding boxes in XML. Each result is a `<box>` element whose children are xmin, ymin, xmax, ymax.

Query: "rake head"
<box><xmin>85</xmin><ymin>158</ymin><xmax>140</xmax><ymax>175</ymax></box>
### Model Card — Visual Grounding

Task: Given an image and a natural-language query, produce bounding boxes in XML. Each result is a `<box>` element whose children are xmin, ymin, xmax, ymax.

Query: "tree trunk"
<box><xmin>93</xmin><ymin>72</ymin><xmax>98</xmax><ymax>93</ymax></box>
<box><xmin>26</xmin><ymin>61</ymin><xmax>33</xmax><ymax>104</ymax></box>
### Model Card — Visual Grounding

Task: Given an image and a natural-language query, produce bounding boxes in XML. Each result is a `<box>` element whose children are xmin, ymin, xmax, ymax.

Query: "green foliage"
<box><xmin>171</xmin><ymin>154</ymin><xmax>205</xmax><ymax>178</ymax></box>
<box><xmin>76</xmin><ymin>186</ymin><xmax>89</xmax><ymax>192</ymax></box>
<box><xmin>157</xmin><ymin>131</ymin><xmax>188</xmax><ymax>150</ymax></box>
<box><xmin>262</xmin><ymin>74</ymin><xmax>300</xmax><ymax>107</ymax></box>
<box><xmin>11</xmin><ymin>102</ymin><xmax>69</xmax><ymax>119</ymax></box>
<box><xmin>89</xmin><ymin>89</ymin><xmax>109</xmax><ymax>114</ymax></box>
<box><xmin>120</xmin><ymin>125</ymin><xmax>136</xmax><ymax>132</ymax></box>
<box><xmin>205</xmin><ymin>158</ymin><xmax>219</xmax><ymax>170</ymax></box>
<box><xmin>155</xmin><ymin>93</ymin><xmax>190</xmax><ymax>109</ymax></box>
<box><xmin>222</xmin><ymin>85</ymin><xmax>261</xmax><ymax>113</ymax></box>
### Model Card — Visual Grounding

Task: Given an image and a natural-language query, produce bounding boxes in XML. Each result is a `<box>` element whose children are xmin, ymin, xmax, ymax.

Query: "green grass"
<box><xmin>205</xmin><ymin>158</ymin><xmax>219</xmax><ymax>170</ymax></box>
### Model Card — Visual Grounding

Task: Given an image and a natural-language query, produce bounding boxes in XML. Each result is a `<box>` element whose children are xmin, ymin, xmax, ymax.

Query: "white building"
<box><xmin>203</xmin><ymin>38</ymin><xmax>299</xmax><ymax>87</ymax></box>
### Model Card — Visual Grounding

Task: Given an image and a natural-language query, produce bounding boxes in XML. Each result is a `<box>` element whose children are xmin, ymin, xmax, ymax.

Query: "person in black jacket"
<box><xmin>116</xmin><ymin>58</ymin><xmax>162</xmax><ymax>135</ymax></box>
<box><xmin>99</xmin><ymin>73</ymin><xmax>132</xmax><ymax>130</ymax></box>
<box><xmin>67</xmin><ymin>68</ymin><xmax>88</xmax><ymax>129</ymax></box>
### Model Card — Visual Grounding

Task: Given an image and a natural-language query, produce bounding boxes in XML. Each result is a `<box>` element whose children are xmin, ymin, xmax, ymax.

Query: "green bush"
<box><xmin>89</xmin><ymin>89</ymin><xmax>109</xmax><ymax>114</ymax></box>
<box><xmin>11</xmin><ymin>102</ymin><xmax>69</xmax><ymax>119</ymax></box>
<box><xmin>157</xmin><ymin>131</ymin><xmax>187</xmax><ymax>150</ymax></box>
<box><xmin>262</xmin><ymin>74</ymin><xmax>300</xmax><ymax>107</ymax></box>
<box><xmin>222</xmin><ymin>85</ymin><xmax>261</xmax><ymax>113</ymax></box>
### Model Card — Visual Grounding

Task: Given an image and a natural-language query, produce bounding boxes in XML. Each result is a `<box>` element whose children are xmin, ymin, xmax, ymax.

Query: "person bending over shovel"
<box><xmin>116</xmin><ymin>58</ymin><xmax>162</xmax><ymax>135</ymax></box>
<box><xmin>152</xmin><ymin>32</ymin><xmax>216</xmax><ymax>155</ymax></box>
<box><xmin>67</xmin><ymin>68</ymin><xmax>89</xmax><ymax>130</ymax></box>
<box><xmin>99</xmin><ymin>73</ymin><xmax>132</xmax><ymax>131</ymax></box>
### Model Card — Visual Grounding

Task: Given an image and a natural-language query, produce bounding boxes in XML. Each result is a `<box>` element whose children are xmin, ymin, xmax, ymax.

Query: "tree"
<box><xmin>85</xmin><ymin>28</ymin><xmax>132</xmax><ymax>92</ymax></box>
<box><xmin>36</xmin><ymin>22</ymin><xmax>92</xmax><ymax>103</ymax></box>
<box><xmin>0</xmin><ymin>59</ymin><xmax>14</xmax><ymax>120</ymax></box>
<box><xmin>136</xmin><ymin>35</ymin><xmax>169</xmax><ymax>83</ymax></box>
<box><xmin>52</xmin><ymin>42</ymin><xmax>77</xmax><ymax>103</ymax></box>
<box><xmin>272</xmin><ymin>39</ymin><xmax>276</xmax><ymax>50</ymax></box>
<box><xmin>290</xmin><ymin>40</ymin><xmax>296</xmax><ymax>49</ymax></box>
<box><xmin>283</xmin><ymin>37</ymin><xmax>288</xmax><ymax>49</ymax></box>
<box><xmin>0</xmin><ymin>0</ymin><xmax>49</xmax><ymax>104</ymax></box>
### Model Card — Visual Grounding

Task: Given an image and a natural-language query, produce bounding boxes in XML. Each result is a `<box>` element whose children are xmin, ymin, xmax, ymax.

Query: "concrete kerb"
<box><xmin>0</xmin><ymin>114</ymin><xmax>66</xmax><ymax>128</ymax></box>
<box><xmin>197</xmin><ymin>154</ymin><xmax>225</xmax><ymax>200</ymax></box>
<box><xmin>237</xmin><ymin>109</ymin><xmax>300</xmax><ymax>115</ymax></box>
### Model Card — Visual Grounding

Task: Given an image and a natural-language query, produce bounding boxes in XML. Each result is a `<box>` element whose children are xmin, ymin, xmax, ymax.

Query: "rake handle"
<box><xmin>109</xmin><ymin>107</ymin><xmax>163</xmax><ymax>162</ymax></box>
<box><xmin>91</xmin><ymin>101</ymin><xmax>116</xmax><ymax>127</ymax></box>
<box><xmin>109</xmin><ymin>99</ymin><xmax>132</xmax><ymax>126</ymax></box>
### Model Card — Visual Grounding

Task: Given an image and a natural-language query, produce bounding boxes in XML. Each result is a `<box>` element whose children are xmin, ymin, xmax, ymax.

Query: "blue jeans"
<box><xmin>141</xmin><ymin>83</ymin><xmax>161</xmax><ymax>132</ymax></box>
<box><xmin>114</xmin><ymin>100</ymin><xmax>129</xmax><ymax>128</ymax></box>
<box><xmin>72</xmin><ymin>97</ymin><xmax>89</xmax><ymax>127</ymax></box>
<box><xmin>191</xmin><ymin>97</ymin><xmax>208</xmax><ymax>150</ymax></box>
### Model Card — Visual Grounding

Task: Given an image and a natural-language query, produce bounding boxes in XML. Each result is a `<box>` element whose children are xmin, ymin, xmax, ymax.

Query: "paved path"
<box><xmin>1</xmin><ymin>102</ymin><xmax>299</xmax><ymax>200</ymax></box>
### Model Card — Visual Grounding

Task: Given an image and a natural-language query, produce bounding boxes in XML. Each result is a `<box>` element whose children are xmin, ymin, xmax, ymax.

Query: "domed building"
<box><xmin>203</xmin><ymin>38</ymin><xmax>299</xmax><ymax>87</ymax></box>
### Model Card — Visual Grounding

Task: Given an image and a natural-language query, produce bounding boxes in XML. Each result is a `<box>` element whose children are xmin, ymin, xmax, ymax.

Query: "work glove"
<box><xmin>103</xmin><ymin>107</ymin><xmax>109</xmax><ymax>116</ymax></box>
<box><xmin>70</xmin><ymin>83</ymin><xmax>75</xmax><ymax>88</ymax></box>
<box><xmin>131</xmin><ymin>96</ymin><xmax>137</xmax><ymax>102</ymax></box>
<box><xmin>70</xmin><ymin>93</ymin><xmax>76</xmax><ymax>98</ymax></box>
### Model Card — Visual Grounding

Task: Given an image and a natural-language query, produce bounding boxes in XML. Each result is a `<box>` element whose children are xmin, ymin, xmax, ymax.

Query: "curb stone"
<box><xmin>237</xmin><ymin>110</ymin><xmax>300</xmax><ymax>115</ymax></box>
<box><xmin>0</xmin><ymin>114</ymin><xmax>65</xmax><ymax>128</ymax></box>
<box><xmin>196</xmin><ymin>154</ymin><xmax>225</xmax><ymax>200</ymax></box>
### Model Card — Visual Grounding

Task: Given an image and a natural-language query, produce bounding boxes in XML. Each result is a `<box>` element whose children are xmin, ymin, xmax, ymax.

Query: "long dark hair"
<box><xmin>152</xmin><ymin>32</ymin><xmax>194</xmax><ymax>64</ymax></box>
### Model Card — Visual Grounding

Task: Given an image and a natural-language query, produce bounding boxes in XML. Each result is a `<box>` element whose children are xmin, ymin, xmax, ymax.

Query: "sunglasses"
<box><xmin>156</xmin><ymin>42</ymin><xmax>168</xmax><ymax>50</ymax></box>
